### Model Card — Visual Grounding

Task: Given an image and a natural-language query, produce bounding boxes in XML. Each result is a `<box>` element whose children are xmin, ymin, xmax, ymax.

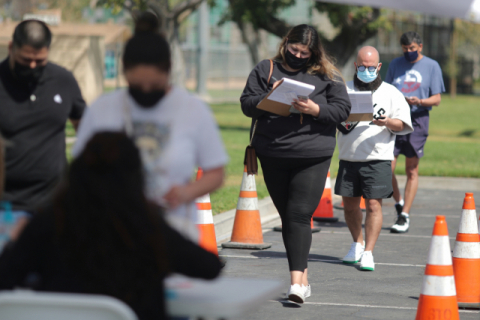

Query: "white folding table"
<box><xmin>165</xmin><ymin>275</ymin><xmax>282</xmax><ymax>319</ymax></box>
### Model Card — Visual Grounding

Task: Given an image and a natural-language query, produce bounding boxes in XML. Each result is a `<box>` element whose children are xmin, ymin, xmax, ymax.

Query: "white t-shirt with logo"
<box><xmin>385</xmin><ymin>56</ymin><xmax>445</xmax><ymax>113</ymax></box>
<box><xmin>337</xmin><ymin>81</ymin><xmax>413</xmax><ymax>162</ymax></box>
<box><xmin>72</xmin><ymin>86</ymin><xmax>229</xmax><ymax>241</ymax></box>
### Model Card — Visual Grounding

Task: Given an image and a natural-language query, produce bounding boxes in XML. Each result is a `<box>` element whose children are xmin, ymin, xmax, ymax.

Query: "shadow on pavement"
<box><xmin>276</xmin><ymin>299</ymin><xmax>302</xmax><ymax>308</ymax></box>
<box><xmin>314</xmin><ymin>221</ymin><xmax>350</xmax><ymax>229</ymax></box>
<box><xmin>249</xmin><ymin>251</ymin><xmax>358</xmax><ymax>268</ymax></box>
<box><xmin>250</xmin><ymin>251</ymin><xmax>287</xmax><ymax>259</ymax></box>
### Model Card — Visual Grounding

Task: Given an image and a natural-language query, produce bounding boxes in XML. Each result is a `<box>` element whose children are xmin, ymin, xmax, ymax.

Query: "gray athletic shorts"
<box><xmin>394</xmin><ymin>111</ymin><xmax>429</xmax><ymax>158</ymax></box>
<box><xmin>334</xmin><ymin>160</ymin><xmax>393</xmax><ymax>199</ymax></box>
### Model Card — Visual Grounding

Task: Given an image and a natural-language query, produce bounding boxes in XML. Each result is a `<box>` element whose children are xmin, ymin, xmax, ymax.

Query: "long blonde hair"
<box><xmin>273</xmin><ymin>24</ymin><xmax>344</xmax><ymax>82</ymax></box>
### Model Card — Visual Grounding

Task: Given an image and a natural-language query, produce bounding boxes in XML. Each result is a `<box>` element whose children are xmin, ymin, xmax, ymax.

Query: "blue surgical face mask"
<box><xmin>356</xmin><ymin>66</ymin><xmax>378</xmax><ymax>84</ymax></box>
<box><xmin>404</xmin><ymin>51</ymin><xmax>418</xmax><ymax>62</ymax></box>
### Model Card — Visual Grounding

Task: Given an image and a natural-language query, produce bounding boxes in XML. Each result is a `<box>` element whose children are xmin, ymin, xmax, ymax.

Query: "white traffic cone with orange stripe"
<box><xmin>313</xmin><ymin>170</ymin><xmax>338</xmax><ymax>222</ymax></box>
<box><xmin>452</xmin><ymin>192</ymin><xmax>480</xmax><ymax>308</ymax></box>
<box><xmin>415</xmin><ymin>215</ymin><xmax>459</xmax><ymax>320</ymax></box>
<box><xmin>222</xmin><ymin>166</ymin><xmax>271</xmax><ymax>250</ymax></box>
<box><xmin>195</xmin><ymin>168</ymin><xmax>218</xmax><ymax>255</ymax></box>
<box><xmin>273</xmin><ymin>217</ymin><xmax>321</xmax><ymax>233</ymax></box>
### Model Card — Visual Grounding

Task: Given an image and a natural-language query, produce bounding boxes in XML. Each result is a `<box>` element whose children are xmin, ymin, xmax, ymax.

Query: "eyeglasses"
<box><xmin>357</xmin><ymin>65</ymin><xmax>378</xmax><ymax>72</ymax></box>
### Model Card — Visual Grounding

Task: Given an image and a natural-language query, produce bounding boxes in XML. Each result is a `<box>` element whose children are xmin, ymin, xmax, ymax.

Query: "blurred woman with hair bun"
<box><xmin>73</xmin><ymin>12</ymin><xmax>228</xmax><ymax>241</ymax></box>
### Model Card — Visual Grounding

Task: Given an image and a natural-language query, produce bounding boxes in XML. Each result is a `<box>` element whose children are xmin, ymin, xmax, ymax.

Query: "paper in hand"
<box><xmin>348</xmin><ymin>91</ymin><xmax>374</xmax><ymax>115</ymax></box>
<box><xmin>267</xmin><ymin>78</ymin><xmax>315</xmax><ymax>105</ymax></box>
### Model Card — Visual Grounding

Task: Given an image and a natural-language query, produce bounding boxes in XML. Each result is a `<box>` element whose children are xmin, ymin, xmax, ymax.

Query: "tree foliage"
<box><xmin>222</xmin><ymin>0</ymin><xmax>390</xmax><ymax>68</ymax></box>
<box><xmin>45</xmin><ymin>0</ymin><xmax>91</xmax><ymax>21</ymax></box>
<box><xmin>95</xmin><ymin>0</ymin><xmax>214</xmax><ymax>85</ymax></box>
<box><xmin>96</xmin><ymin>0</ymin><xmax>214</xmax><ymax>36</ymax></box>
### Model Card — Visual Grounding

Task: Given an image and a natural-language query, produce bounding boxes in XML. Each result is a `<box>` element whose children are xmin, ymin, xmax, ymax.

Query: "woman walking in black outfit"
<box><xmin>240</xmin><ymin>24</ymin><xmax>351</xmax><ymax>303</ymax></box>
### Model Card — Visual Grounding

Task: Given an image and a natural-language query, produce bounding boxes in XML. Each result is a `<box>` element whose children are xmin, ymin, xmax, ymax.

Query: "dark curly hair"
<box><xmin>52</xmin><ymin>132</ymin><xmax>169</xmax><ymax>303</ymax></box>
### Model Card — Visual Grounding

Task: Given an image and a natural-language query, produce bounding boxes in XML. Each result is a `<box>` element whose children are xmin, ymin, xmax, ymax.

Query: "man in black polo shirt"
<box><xmin>0</xmin><ymin>20</ymin><xmax>85</xmax><ymax>219</ymax></box>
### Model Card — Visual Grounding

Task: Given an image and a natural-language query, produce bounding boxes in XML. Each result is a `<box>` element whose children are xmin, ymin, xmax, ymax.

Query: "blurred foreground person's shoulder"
<box><xmin>153</xmin><ymin>205</ymin><xmax>221</xmax><ymax>280</ymax></box>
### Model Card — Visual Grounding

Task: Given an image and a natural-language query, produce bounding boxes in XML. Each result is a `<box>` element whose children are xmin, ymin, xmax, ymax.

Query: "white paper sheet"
<box><xmin>348</xmin><ymin>91</ymin><xmax>374</xmax><ymax>114</ymax></box>
<box><xmin>267</xmin><ymin>78</ymin><xmax>315</xmax><ymax>106</ymax></box>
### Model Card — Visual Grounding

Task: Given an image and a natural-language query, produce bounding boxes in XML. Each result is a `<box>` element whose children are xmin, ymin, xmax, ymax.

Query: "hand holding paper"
<box><xmin>346</xmin><ymin>91</ymin><xmax>374</xmax><ymax>121</ymax></box>
<box><xmin>257</xmin><ymin>78</ymin><xmax>316</xmax><ymax>116</ymax></box>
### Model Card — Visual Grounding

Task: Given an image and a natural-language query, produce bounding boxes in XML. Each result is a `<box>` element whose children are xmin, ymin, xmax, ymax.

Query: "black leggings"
<box><xmin>258</xmin><ymin>154</ymin><xmax>331</xmax><ymax>271</ymax></box>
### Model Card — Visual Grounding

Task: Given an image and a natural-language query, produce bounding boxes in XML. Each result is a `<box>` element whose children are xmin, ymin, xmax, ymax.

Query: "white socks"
<box><xmin>397</xmin><ymin>199</ymin><xmax>405</xmax><ymax>206</ymax></box>
<box><xmin>401</xmin><ymin>212</ymin><xmax>409</xmax><ymax>217</ymax></box>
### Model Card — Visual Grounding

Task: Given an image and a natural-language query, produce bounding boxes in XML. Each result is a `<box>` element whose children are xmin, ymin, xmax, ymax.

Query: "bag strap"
<box><xmin>249</xmin><ymin>59</ymin><xmax>273</xmax><ymax>146</ymax></box>
<box><xmin>267</xmin><ymin>59</ymin><xmax>274</xmax><ymax>84</ymax></box>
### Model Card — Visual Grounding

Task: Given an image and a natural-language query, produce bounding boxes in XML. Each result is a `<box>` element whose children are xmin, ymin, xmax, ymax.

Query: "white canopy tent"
<box><xmin>316</xmin><ymin>0</ymin><xmax>480</xmax><ymax>21</ymax></box>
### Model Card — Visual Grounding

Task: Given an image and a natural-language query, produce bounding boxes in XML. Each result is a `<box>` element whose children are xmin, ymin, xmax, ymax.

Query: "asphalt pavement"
<box><xmin>219</xmin><ymin>187</ymin><xmax>480</xmax><ymax>319</ymax></box>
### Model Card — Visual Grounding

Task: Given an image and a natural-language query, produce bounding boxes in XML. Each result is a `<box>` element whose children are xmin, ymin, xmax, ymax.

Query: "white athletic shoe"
<box><xmin>360</xmin><ymin>251</ymin><xmax>375</xmax><ymax>271</ymax></box>
<box><xmin>287</xmin><ymin>284</ymin><xmax>305</xmax><ymax>303</ymax></box>
<box><xmin>391</xmin><ymin>213</ymin><xmax>410</xmax><ymax>233</ymax></box>
<box><xmin>343</xmin><ymin>242</ymin><xmax>364</xmax><ymax>264</ymax></box>
<box><xmin>303</xmin><ymin>284</ymin><xmax>311</xmax><ymax>299</ymax></box>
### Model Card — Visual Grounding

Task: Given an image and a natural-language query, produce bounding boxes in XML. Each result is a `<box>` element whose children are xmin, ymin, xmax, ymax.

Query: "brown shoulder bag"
<box><xmin>244</xmin><ymin>59</ymin><xmax>274</xmax><ymax>175</ymax></box>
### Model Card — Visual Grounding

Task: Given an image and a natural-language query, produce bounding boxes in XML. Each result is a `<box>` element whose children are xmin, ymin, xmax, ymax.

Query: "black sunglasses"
<box><xmin>357</xmin><ymin>65</ymin><xmax>378</xmax><ymax>72</ymax></box>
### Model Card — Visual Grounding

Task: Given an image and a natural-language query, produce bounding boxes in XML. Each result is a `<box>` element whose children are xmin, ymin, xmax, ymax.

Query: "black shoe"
<box><xmin>391</xmin><ymin>213</ymin><xmax>409</xmax><ymax>233</ymax></box>
<box><xmin>394</xmin><ymin>203</ymin><xmax>403</xmax><ymax>216</ymax></box>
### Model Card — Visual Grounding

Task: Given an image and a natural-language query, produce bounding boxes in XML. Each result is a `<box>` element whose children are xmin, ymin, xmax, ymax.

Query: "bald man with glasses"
<box><xmin>334</xmin><ymin>46</ymin><xmax>413</xmax><ymax>271</ymax></box>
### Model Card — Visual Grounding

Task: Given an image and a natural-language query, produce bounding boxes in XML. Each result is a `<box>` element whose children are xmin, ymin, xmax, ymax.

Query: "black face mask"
<box><xmin>129</xmin><ymin>87</ymin><xmax>166</xmax><ymax>108</ymax></box>
<box><xmin>285</xmin><ymin>48</ymin><xmax>309</xmax><ymax>70</ymax></box>
<box><xmin>14</xmin><ymin>63</ymin><xmax>44</xmax><ymax>84</ymax></box>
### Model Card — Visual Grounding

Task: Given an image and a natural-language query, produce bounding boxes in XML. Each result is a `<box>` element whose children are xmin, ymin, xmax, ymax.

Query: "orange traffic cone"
<box><xmin>222</xmin><ymin>166</ymin><xmax>271</xmax><ymax>250</ymax></box>
<box><xmin>415</xmin><ymin>215</ymin><xmax>459</xmax><ymax>320</ymax></box>
<box><xmin>452</xmin><ymin>193</ymin><xmax>480</xmax><ymax>308</ymax></box>
<box><xmin>273</xmin><ymin>217</ymin><xmax>321</xmax><ymax>233</ymax></box>
<box><xmin>195</xmin><ymin>168</ymin><xmax>218</xmax><ymax>255</ymax></box>
<box><xmin>313</xmin><ymin>170</ymin><xmax>338</xmax><ymax>222</ymax></box>
<box><xmin>333</xmin><ymin>197</ymin><xmax>367</xmax><ymax>211</ymax></box>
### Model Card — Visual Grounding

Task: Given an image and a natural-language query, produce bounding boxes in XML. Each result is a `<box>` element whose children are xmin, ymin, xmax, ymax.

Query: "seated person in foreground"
<box><xmin>0</xmin><ymin>132</ymin><xmax>222</xmax><ymax>320</ymax></box>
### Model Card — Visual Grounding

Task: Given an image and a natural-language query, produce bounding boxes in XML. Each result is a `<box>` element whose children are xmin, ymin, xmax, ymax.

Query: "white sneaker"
<box><xmin>303</xmin><ymin>284</ymin><xmax>311</xmax><ymax>299</ymax></box>
<box><xmin>343</xmin><ymin>242</ymin><xmax>364</xmax><ymax>264</ymax></box>
<box><xmin>391</xmin><ymin>213</ymin><xmax>409</xmax><ymax>233</ymax></box>
<box><xmin>287</xmin><ymin>284</ymin><xmax>305</xmax><ymax>303</ymax></box>
<box><xmin>360</xmin><ymin>251</ymin><xmax>375</xmax><ymax>271</ymax></box>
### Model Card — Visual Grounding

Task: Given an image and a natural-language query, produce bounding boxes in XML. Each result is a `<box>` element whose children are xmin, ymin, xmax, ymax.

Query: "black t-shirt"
<box><xmin>0</xmin><ymin>58</ymin><xmax>85</xmax><ymax>211</ymax></box>
<box><xmin>240</xmin><ymin>59</ymin><xmax>351</xmax><ymax>158</ymax></box>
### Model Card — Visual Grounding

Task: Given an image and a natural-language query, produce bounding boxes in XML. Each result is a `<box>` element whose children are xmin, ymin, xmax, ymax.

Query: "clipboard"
<box><xmin>256</xmin><ymin>78</ymin><xmax>316</xmax><ymax>117</ymax></box>
<box><xmin>345</xmin><ymin>88</ymin><xmax>374</xmax><ymax>122</ymax></box>
<box><xmin>256</xmin><ymin>79</ymin><xmax>291</xmax><ymax>116</ymax></box>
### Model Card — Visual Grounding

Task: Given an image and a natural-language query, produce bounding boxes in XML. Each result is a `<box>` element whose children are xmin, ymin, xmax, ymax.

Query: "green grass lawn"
<box><xmin>208</xmin><ymin>94</ymin><xmax>480</xmax><ymax>214</ymax></box>
<box><xmin>66</xmin><ymin>94</ymin><xmax>480</xmax><ymax>215</ymax></box>
<box><xmin>393</xmin><ymin>95</ymin><xmax>480</xmax><ymax>177</ymax></box>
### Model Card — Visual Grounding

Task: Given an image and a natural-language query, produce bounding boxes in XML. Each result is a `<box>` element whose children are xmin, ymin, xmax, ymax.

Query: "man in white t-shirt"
<box><xmin>334</xmin><ymin>46</ymin><xmax>413</xmax><ymax>271</ymax></box>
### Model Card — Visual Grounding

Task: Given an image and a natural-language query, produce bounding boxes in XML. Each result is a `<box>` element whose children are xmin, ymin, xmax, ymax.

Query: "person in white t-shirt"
<box><xmin>334</xmin><ymin>46</ymin><xmax>413</xmax><ymax>271</ymax></box>
<box><xmin>72</xmin><ymin>13</ymin><xmax>228</xmax><ymax>241</ymax></box>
